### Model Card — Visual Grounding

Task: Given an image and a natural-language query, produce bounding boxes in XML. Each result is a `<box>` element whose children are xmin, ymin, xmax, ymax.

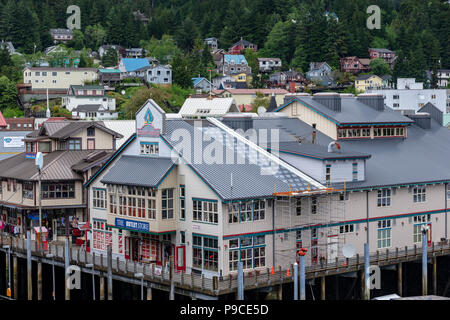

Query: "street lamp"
<box><xmin>135</xmin><ymin>272</ymin><xmax>144</xmax><ymax>300</ymax></box>
<box><xmin>35</xmin><ymin>152</ymin><xmax>43</xmax><ymax>252</ymax></box>
<box><xmin>3</xmin><ymin>245</ymin><xmax>11</xmax><ymax>298</ymax></box>
<box><xmin>86</xmin><ymin>263</ymin><xmax>95</xmax><ymax>300</ymax></box>
<box><xmin>46</xmin><ymin>253</ymin><xmax>55</xmax><ymax>300</ymax></box>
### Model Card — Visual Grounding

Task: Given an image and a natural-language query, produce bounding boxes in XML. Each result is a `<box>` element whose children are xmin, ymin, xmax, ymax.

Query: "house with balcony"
<box><xmin>340</xmin><ymin>56</ymin><xmax>371</xmax><ymax>74</ymax></box>
<box><xmin>258</xmin><ymin>58</ymin><xmax>282</xmax><ymax>73</ymax></box>
<box><xmin>369</xmin><ymin>48</ymin><xmax>397</xmax><ymax>69</ymax></box>
<box><xmin>50</xmin><ymin>29</ymin><xmax>73</xmax><ymax>43</ymax></box>
<box><xmin>0</xmin><ymin>120</ymin><xmax>122</xmax><ymax>244</ymax></box>
<box><xmin>220</xmin><ymin>55</ymin><xmax>251</xmax><ymax>77</ymax></box>
<box><xmin>306</xmin><ymin>62</ymin><xmax>334</xmax><ymax>87</ymax></box>
<box><xmin>355</xmin><ymin>74</ymin><xmax>383</xmax><ymax>92</ymax></box>
<box><xmin>228</xmin><ymin>38</ymin><xmax>257</xmax><ymax>55</ymax></box>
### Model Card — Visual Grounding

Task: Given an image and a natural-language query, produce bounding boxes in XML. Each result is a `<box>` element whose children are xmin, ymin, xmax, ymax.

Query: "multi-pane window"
<box><xmin>413</xmin><ymin>186</ymin><xmax>426</xmax><ymax>203</ymax></box>
<box><xmin>253</xmin><ymin>200</ymin><xmax>265</xmax><ymax>220</ymax></box>
<box><xmin>228</xmin><ymin>200</ymin><xmax>266</xmax><ymax>223</ymax></box>
<box><xmin>311</xmin><ymin>196</ymin><xmax>317</xmax><ymax>214</ymax></box>
<box><xmin>413</xmin><ymin>224</ymin><xmax>423</xmax><ymax>243</ymax></box>
<box><xmin>377</xmin><ymin>189</ymin><xmax>391</xmax><ymax>207</ymax></box>
<box><xmin>23</xmin><ymin>182</ymin><xmax>34</xmax><ymax>199</ymax></box>
<box><xmin>228</xmin><ymin>203</ymin><xmax>239</xmax><ymax>223</ymax></box>
<box><xmin>352</xmin><ymin>163</ymin><xmax>358</xmax><ymax>181</ymax></box>
<box><xmin>229</xmin><ymin>236</ymin><xmax>266</xmax><ymax>271</ymax></box>
<box><xmin>240</xmin><ymin>202</ymin><xmax>252</xmax><ymax>222</ymax></box>
<box><xmin>140</xmin><ymin>142</ymin><xmax>159</xmax><ymax>155</ymax></box>
<box><xmin>179</xmin><ymin>185</ymin><xmax>185</xmax><ymax>220</ymax></box>
<box><xmin>325</xmin><ymin>165</ymin><xmax>331</xmax><ymax>182</ymax></box>
<box><xmin>93</xmin><ymin>189</ymin><xmax>106</xmax><ymax>209</ymax></box>
<box><xmin>68</xmin><ymin>139</ymin><xmax>81</xmax><ymax>150</ymax></box>
<box><xmin>42</xmin><ymin>183</ymin><xmax>75</xmax><ymax>199</ymax></box>
<box><xmin>339</xmin><ymin>192</ymin><xmax>349</xmax><ymax>201</ymax></box>
<box><xmin>109</xmin><ymin>194</ymin><xmax>117</xmax><ymax>214</ymax></box>
<box><xmin>296</xmin><ymin>230</ymin><xmax>302</xmax><ymax>250</ymax></box>
<box><xmin>193</xmin><ymin>200</ymin><xmax>218</xmax><ymax>224</ymax></box>
<box><xmin>192</xmin><ymin>235</ymin><xmax>218</xmax><ymax>271</ymax></box>
<box><xmin>377</xmin><ymin>220</ymin><xmax>391</xmax><ymax>249</ymax></box>
<box><xmin>296</xmin><ymin>199</ymin><xmax>302</xmax><ymax>216</ymax></box>
<box><xmin>161</xmin><ymin>189</ymin><xmax>174</xmax><ymax>219</ymax></box>
<box><xmin>339</xmin><ymin>224</ymin><xmax>354</xmax><ymax>234</ymax></box>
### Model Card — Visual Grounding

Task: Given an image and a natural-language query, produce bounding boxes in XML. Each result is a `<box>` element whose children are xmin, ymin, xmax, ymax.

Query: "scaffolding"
<box><xmin>273</xmin><ymin>182</ymin><xmax>347</xmax><ymax>267</ymax></box>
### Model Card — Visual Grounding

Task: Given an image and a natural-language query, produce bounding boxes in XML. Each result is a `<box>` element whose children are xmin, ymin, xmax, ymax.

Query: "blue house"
<box><xmin>306</xmin><ymin>62</ymin><xmax>334</xmax><ymax>87</ymax></box>
<box><xmin>192</xmin><ymin>77</ymin><xmax>214</xmax><ymax>92</ymax></box>
<box><xmin>119</xmin><ymin>58</ymin><xmax>151</xmax><ymax>79</ymax></box>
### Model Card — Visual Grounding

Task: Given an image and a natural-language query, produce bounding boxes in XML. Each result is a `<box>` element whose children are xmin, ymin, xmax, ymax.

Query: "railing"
<box><xmin>1</xmin><ymin>232</ymin><xmax>449</xmax><ymax>295</ymax></box>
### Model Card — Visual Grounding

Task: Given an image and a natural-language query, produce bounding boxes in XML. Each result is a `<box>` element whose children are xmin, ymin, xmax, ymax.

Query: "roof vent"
<box><xmin>357</xmin><ymin>93</ymin><xmax>384</xmax><ymax>111</ymax></box>
<box><xmin>312</xmin><ymin>92</ymin><xmax>341</xmax><ymax>112</ymax></box>
<box><xmin>406</xmin><ymin>113</ymin><xmax>431</xmax><ymax>130</ymax></box>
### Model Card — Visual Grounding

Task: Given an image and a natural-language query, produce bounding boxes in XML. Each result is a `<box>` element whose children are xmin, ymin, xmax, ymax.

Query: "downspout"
<box><xmin>272</xmin><ymin>198</ymin><xmax>276</xmax><ymax>268</ymax></box>
<box><xmin>446</xmin><ymin>183</ymin><xmax>448</xmax><ymax>239</ymax></box>
<box><xmin>366</xmin><ymin>190</ymin><xmax>369</xmax><ymax>243</ymax></box>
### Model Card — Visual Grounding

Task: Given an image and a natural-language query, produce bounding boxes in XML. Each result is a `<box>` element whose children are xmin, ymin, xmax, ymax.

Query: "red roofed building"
<box><xmin>228</xmin><ymin>38</ymin><xmax>257</xmax><ymax>55</ymax></box>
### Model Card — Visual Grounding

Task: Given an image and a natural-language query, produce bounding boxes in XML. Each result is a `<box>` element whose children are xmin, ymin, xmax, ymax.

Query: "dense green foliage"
<box><xmin>0</xmin><ymin>0</ymin><xmax>448</xmax><ymax>89</ymax></box>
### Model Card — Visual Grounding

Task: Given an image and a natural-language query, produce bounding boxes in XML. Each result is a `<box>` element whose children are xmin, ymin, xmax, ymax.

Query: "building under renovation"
<box><xmin>84</xmin><ymin>95</ymin><xmax>450</xmax><ymax>278</ymax></box>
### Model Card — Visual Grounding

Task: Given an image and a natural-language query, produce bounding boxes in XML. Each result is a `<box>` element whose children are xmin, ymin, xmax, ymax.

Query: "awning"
<box><xmin>79</xmin><ymin>222</ymin><xmax>91</xmax><ymax>231</ymax></box>
<box><xmin>27</xmin><ymin>212</ymin><xmax>48</xmax><ymax>220</ymax></box>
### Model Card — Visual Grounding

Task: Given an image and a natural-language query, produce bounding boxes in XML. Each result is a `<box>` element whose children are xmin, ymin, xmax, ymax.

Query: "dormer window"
<box><xmin>87</xmin><ymin>127</ymin><xmax>95</xmax><ymax>136</ymax></box>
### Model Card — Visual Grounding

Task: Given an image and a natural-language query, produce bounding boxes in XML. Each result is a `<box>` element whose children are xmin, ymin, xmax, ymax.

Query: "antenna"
<box><xmin>342</xmin><ymin>243</ymin><xmax>355</xmax><ymax>258</ymax></box>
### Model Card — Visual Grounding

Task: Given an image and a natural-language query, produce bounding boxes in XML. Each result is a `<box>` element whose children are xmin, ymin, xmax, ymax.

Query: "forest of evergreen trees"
<box><xmin>0</xmin><ymin>0</ymin><xmax>449</xmax><ymax>84</ymax></box>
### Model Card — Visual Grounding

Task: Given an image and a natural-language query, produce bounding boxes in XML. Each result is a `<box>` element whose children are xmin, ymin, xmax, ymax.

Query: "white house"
<box><xmin>62</xmin><ymin>85</ymin><xmax>116</xmax><ymax>112</ymax></box>
<box><xmin>367</xmin><ymin>78</ymin><xmax>447</xmax><ymax>113</ymax></box>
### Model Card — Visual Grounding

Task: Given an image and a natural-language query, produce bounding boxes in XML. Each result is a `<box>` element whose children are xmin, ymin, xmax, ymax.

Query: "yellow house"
<box><xmin>355</xmin><ymin>74</ymin><xmax>383</xmax><ymax>92</ymax></box>
<box><xmin>23</xmin><ymin>67</ymin><xmax>98</xmax><ymax>92</ymax></box>
<box><xmin>215</xmin><ymin>88</ymin><xmax>289</xmax><ymax>109</ymax></box>
<box><xmin>232</xmin><ymin>73</ymin><xmax>247</xmax><ymax>82</ymax></box>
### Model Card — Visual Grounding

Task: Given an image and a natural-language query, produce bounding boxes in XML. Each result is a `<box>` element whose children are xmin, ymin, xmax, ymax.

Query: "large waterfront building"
<box><xmin>84</xmin><ymin>95</ymin><xmax>450</xmax><ymax>278</ymax></box>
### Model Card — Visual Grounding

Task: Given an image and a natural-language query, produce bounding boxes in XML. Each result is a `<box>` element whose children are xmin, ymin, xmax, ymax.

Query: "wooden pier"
<box><xmin>0</xmin><ymin>233</ymin><xmax>449</xmax><ymax>300</ymax></box>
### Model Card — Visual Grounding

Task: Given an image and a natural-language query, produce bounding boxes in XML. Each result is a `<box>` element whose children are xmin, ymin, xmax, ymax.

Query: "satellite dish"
<box><xmin>121</xmin><ymin>90</ymin><xmax>126</xmax><ymax>95</ymax></box>
<box><xmin>35</xmin><ymin>152</ymin><xmax>43</xmax><ymax>170</ymax></box>
<box><xmin>257</xmin><ymin>106</ymin><xmax>267</xmax><ymax>115</ymax></box>
<box><xmin>342</xmin><ymin>244</ymin><xmax>355</xmax><ymax>258</ymax></box>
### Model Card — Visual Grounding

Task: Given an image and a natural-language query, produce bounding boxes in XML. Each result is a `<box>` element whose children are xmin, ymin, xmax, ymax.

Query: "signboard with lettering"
<box><xmin>3</xmin><ymin>136</ymin><xmax>24</xmax><ymax>148</ymax></box>
<box><xmin>115</xmin><ymin>218</ymin><xmax>149</xmax><ymax>233</ymax></box>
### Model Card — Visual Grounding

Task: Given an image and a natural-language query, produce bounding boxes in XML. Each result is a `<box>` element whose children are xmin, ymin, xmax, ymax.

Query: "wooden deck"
<box><xmin>1</xmin><ymin>233</ymin><xmax>449</xmax><ymax>298</ymax></box>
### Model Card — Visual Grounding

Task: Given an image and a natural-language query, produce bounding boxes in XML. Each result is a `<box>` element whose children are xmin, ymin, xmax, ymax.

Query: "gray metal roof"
<box><xmin>276</xmin><ymin>96</ymin><xmax>414</xmax><ymax>125</ymax></box>
<box><xmin>221</xmin><ymin>115</ymin><xmax>450</xmax><ymax>189</ymax></box>
<box><xmin>0</xmin><ymin>150</ymin><xmax>110</xmax><ymax>181</ymax></box>
<box><xmin>72</xmin><ymin>105</ymin><xmax>103</xmax><ymax>112</ymax></box>
<box><xmin>162</xmin><ymin>119</ymin><xmax>322</xmax><ymax>201</ymax></box>
<box><xmin>30</xmin><ymin>121</ymin><xmax>123</xmax><ymax>140</ymax></box>
<box><xmin>100</xmin><ymin>155</ymin><xmax>176</xmax><ymax>188</ymax></box>
<box><xmin>274</xmin><ymin>141</ymin><xmax>371</xmax><ymax>160</ymax></box>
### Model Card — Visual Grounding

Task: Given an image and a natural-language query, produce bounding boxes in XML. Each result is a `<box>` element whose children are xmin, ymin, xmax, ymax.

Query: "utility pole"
<box><xmin>35</xmin><ymin>152</ymin><xmax>43</xmax><ymax>252</ymax></box>
<box><xmin>422</xmin><ymin>226</ymin><xmax>428</xmax><ymax>296</ymax></box>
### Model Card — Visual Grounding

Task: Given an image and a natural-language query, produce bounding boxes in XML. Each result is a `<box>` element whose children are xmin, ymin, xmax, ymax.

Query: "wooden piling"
<box><xmin>433</xmin><ymin>257</ymin><xmax>437</xmax><ymax>295</ymax></box>
<box><xmin>64</xmin><ymin>237</ymin><xmax>70</xmax><ymax>300</ymax></box>
<box><xmin>146</xmin><ymin>287</ymin><xmax>152</xmax><ymax>300</ymax></box>
<box><xmin>321</xmin><ymin>276</ymin><xmax>326</xmax><ymax>300</ymax></box>
<box><xmin>397</xmin><ymin>263</ymin><xmax>403</xmax><ymax>297</ymax></box>
<box><xmin>100</xmin><ymin>277</ymin><xmax>105</xmax><ymax>300</ymax></box>
<box><xmin>5</xmin><ymin>247</ymin><xmax>9</xmax><ymax>297</ymax></box>
<box><xmin>360</xmin><ymin>270</ymin><xmax>365</xmax><ymax>300</ymax></box>
<box><xmin>107</xmin><ymin>246</ymin><xmax>113</xmax><ymax>300</ymax></box>
<box><xmin>13</xmin><ymin>256</ymin><xmax>18</xmax><ymax>300</ymax></box>
<box><xmin>27</xmin><ymin>231</ymin><xmax>32</xmax><ymax>300</ymax></box>
<box><xmin>37</xmin><ymin>262</ymin><xmax>43</xmax><ymax>300</ymax></box>
<box><xmin>277</xmin><ymin>284</ymin><xmax>282</xmax><ymax>300</ymax></box>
